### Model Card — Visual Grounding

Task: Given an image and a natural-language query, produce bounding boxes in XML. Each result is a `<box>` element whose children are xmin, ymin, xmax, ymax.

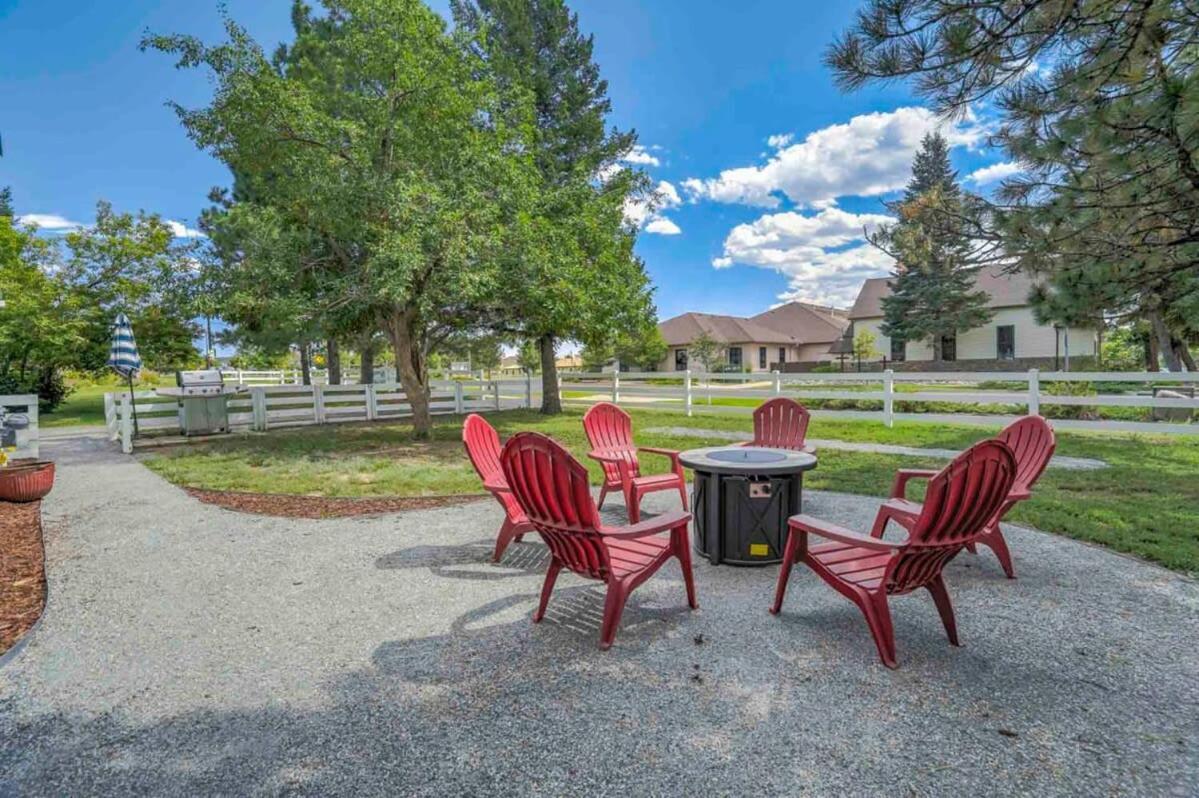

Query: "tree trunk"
<box><xmin>1146</xmin><ymin>333</ymin><xmax>1159</xmax><ymax>371</ymax></box>
<box><xmin>387</xmin><ymin>309</ymin><xmax>432</xmax><ymax>438</ymax></box>
<box><xmin>359</xmin><ymin>336</ymin><xmax>376</xmax><ymax>385</ymax></box>
<box><xmin>539</xmin><ymin>333</ymin><xmax>562</xmax><ymax>415</ymax></box>
<box><xmin>1147</xmin><ymin>310</ymin><xmax>1182</xmax><ymax>371</ymax></box>
<box><xmin>326</xmin><ymin>338</ymin><xmax>341</xmax><ymax>385</ymax></box>
<box><xmin>931</xmin><ymin>336</ymin><xmax>942</xmax><ymax>362</ymax></box>
<box><xmin>1176</xmin><ymin>339</ymin><xmax>1196</xmax><ymax>372</ymax></box>
<box><xmin>299</xmin><ymin>342</ymin><xmax>312</xmax><ymax>386</ymax></box>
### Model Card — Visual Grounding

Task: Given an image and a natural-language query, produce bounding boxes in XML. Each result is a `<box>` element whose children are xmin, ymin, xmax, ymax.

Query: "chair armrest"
<box><xmin>482</xmin><ymin>476</ymin><xmax>510</xmax><ymax>496</ymax></box>
<box><xmin>890</xmin><ymin>468</ymin><xmax>938</xmax><ymax>499</ymax></box>
<box><xmin>601</xmin><ymin>510</ymin><xmax>692</xmax><ymax>539</ymax></box>
<box><xmin>637</xmin><ymin>445</ymin><xmax>680</xmax><ymax>459</ymax></box>
<box><xmin>588</xmin><ymin>449</ymin><xmax>628</xmax><ymax>463</ymax></box>
<box><xmin>789</xmin><ymin>514</ymin><xmax>902</xmax><ymax>551</ymax></box>
<box><xmin>1009</xmin><ymin>488</ymin><xmax>1032</xmax><ymax>502</ymax></box>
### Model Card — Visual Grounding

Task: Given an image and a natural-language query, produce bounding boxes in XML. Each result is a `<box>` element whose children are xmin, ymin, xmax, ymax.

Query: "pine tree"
<box><xmin>874</xmin><ymin>133</ymin><xmax>992</xmax><ymax>361</ymax></box>
<box><xmin>0</xmin><ymin>187</ymin><xmax>13</xmax><ymax>218</ymax></box>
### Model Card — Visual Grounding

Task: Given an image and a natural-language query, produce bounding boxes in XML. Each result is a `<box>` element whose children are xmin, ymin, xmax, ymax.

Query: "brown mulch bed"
<box><xmin>185</xmin><ymin>487</ymin><xmax>486</xmax><ymax>519</ymax></box>
<box><xmin>1</xmin><ymin>500</ymin><xmax>46</xmax><ymax>657</ymax></box>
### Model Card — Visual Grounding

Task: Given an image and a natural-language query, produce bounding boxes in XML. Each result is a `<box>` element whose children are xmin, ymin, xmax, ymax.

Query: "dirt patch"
<box><xmin>1</xmin><ymin>500</ymin><xmax>47</xmax><ymax>657</ymax></box>
<box><xmin>185</xmin><ymin>487</ymin><xmax>486</xmax><ymax>519</ymax></box>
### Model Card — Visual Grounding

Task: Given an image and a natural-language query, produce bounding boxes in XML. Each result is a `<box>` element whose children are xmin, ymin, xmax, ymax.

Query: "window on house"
<box><xmin>778</xmin><ymin>347</ymin><xmax>786</xmax><ymax>365</ymax></box>
<box><xmin>890</xmin><ymin>337</ymin><xmax>905</xmax><ymax>362</ymax></box>
<box><xmin>728</xmin><ymin>347</ymin><xmax>742</xmax><ymax>368</ymax></box>
<box><xmin>675</xmin><ymin>348</ymin><xmax>688</xmax><ymax>371</ymax></box>
<box><xmin>940</xmin><ymin>334</ymin><xmax>957</xmax><ymax>361</ymax></box>
<box><xmin>997</xmin><ymin>325</ymin><xmax>1015</xmax><ymax>360</ymax></box>
<box><xmin>759</xmin><ymin>346</ymin><xmax>767</xmax><ymax>369</ymax></box>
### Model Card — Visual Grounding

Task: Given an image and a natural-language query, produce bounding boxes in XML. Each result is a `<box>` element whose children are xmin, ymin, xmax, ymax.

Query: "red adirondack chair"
<box><xmin>462</xmin><ymin>414</ymin><xmax>536</xmax><ymax>562</ymax></box>
<box><xmin>500</xmin><ymin>431</ymin><xmax>698</xmax><ymax>650</ymax></box>
<box><xmin>871</xmin><ymin>415</ymin><xmax>1056</xmax><ymax>578</ymax></box>
<box><xmin>771</xmin><ymin>439</ymin><xmax>1017</xmax><ymax>668</ymax></box>
<box><xmin>742</xmin><ymin>397</ymin><xmax>814</xmax><ymax>452</ymax></box>
<box><xmin>583</xmin><ymin>402</ymin><xmax>688</xmax><ymax>524</ymax></box>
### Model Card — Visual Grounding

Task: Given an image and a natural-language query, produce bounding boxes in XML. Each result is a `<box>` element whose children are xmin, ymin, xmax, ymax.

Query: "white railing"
<box><xmin>108</xmin><ymin>376</ymin><xmax>534</xmax><ymax>453</ymax></box>
<box><xmin>217</xmin><ymin>367</ymin><xmax>399</xmax><ymax>385</ymax></box>
<box><xmin>561</xmin><ymin>369</ymin><xmax>1199</xmax><ymax>435</ymax></box>
<box><xmin>0</xmin><ymin>394</ymin><xmax>40</xmax><ymax>460</ymax></box>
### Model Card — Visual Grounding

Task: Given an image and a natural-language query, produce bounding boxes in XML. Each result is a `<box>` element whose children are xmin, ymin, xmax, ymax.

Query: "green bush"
<box><xmin>1042</xmin><ymin>380</ymin><xmax>1099</xmax><ymax>420</ymax></box>
<box><xmin>0</xmin><ymin>367</ymin><xmax>74</xmax><ymax>412</ymax></box>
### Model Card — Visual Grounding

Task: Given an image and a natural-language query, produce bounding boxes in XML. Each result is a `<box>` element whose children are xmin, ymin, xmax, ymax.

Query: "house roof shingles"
<box><xmin>658</xmin><ymin>302</ymin><xmax>849</xmax><ymax>348</ymax></box>
<box><xmin>848</xmin><ymin>268</ymin><xmax>1036</xmax><ymax>319</ymax></box>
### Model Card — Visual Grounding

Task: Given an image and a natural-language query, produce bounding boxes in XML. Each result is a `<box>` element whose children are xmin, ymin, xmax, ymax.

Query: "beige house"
<box><xmin>848</xmin><ymin>268</ymin><xmax>1097</xmax><ymax>366</ymax></box>
<box><xmin>657</xmin><ymin>303</ymin><xmax>850</xmax><ymax>373</ymax></box>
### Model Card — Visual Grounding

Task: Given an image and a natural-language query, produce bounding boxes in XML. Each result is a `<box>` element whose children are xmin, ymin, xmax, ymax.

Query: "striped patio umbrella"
<box><xmin>108</xmin><ymin>313</ymin><xmax>142</xmax><ymax>434</ymax></box>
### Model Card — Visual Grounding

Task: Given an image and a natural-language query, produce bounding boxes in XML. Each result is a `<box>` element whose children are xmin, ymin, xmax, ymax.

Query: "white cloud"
<box><xmin>622</xmin><ymin>145</ymin><xmax>660</xmax><ymax>167</ymax></box>
<box><xmin>713</xmin><ymin>207</ymin><xmax>895</xmax><ymax>306</ymax></box>
<box><xmin>645</xmin><ymin>218</ymin><xmax>682</xmax><ymax>236</ymax></box>
<box><xmin>16</xmin><ymin>213</ymin><xmax>83</xmax><ymax>231</ymax></box>
<box><xmin>766</xmin><ymin>133</ymin><xmax>793</xmax><ymax>149</ymax></box>
<box><xmin>967</xmin><ymin>160</ymin><xmax>1022</xmax><ymax>185</ymax></box>
<box><xmin>684</xmin><ymin>106</ymin><xmax>987</xmax><ymax>208</ymax></box>
<box><xmin>166</xmin><ymin>219</ymin><xmax>205</xmax><ymax>238</ymax></box>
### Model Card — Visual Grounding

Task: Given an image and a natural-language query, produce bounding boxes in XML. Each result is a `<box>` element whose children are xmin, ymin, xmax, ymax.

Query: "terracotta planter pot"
<box><xmin>0</xmin><ymin>461</ymin><xmax>56</xmax><ymax>503</ymax></box>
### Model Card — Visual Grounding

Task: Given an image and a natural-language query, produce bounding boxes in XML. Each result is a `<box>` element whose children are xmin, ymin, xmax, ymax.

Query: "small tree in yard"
<box><xmin>852</xmin><ymin>329</ymin><xmax>879</xmax><ymax>370</ymax></box>
<box><xmin>688</xmin><ymin>332</ymin><xmax>724</xmax><ymax>374</ymax></box>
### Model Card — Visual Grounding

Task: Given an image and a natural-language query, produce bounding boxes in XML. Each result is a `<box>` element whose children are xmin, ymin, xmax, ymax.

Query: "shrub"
<box><xmin>0</xmin><ymin>367</ymin><xmax>74</xmax><ymax>412</ymax></box>
<box><xmin>1042</xmin><ymin>380</ymin><xmax>1099</xmax><ymax>420</ymax></box>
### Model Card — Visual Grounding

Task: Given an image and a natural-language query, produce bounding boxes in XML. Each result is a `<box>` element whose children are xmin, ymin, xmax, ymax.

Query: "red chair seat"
<box><xmin>632</xmin><ymin>473</ymin><xmax>683</xmax><ymax>490</ymax></box>
<box><xmin>605</xmin><ymin>534</ymin><xmax>671</xmax><ymax>579</ymax></box>
<box><xmin>808</xmin><ymin>542</ymin><xmax>891</xmax><ymax>590</ymax></box>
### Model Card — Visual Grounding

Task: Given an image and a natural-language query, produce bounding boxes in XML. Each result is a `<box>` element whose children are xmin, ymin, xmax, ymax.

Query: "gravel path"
<box><xmin>1</xmin><ymin>432</ymin><xmax>1194</xmax><ymax>796</ymax></box>
<box><xmin>645</xmin><ymin>425</ymin><xmax>1109</xmax><ymax>470</ymax></box>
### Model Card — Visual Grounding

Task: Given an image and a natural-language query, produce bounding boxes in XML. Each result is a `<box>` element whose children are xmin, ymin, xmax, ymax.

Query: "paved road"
<box><xmin>1</xmin><ymin>432</ymin><xmax>1195</xmax><ymax>796</ymax></box>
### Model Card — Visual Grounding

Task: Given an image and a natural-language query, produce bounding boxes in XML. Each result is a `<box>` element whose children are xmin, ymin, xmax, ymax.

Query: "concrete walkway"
<box><xmin>645</xmin><ymin>425</ymin><xmax>1109</xmax><ymax>470</ymax></box>
<box><xmin>1</xmin><ymin>432</ymin><xmax>1194</xmax><ymax>795</ymax></box>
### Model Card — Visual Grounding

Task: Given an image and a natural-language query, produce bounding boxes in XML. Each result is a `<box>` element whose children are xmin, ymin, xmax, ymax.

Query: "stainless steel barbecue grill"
<box><xmin>157</xmin><ymin>370</ymin><xmax>243</xmax><ymax>436</ymax></box>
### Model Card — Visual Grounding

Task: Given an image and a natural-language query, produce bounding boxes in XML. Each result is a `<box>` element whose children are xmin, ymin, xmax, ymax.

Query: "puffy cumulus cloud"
<box><xmin>684</xmin><ymin>106</ymin><xmax>986</xmax><ymax>208</ymax></box>
<box><xmin>16</xmin><ymin>213</ymin><xmax>83</xmax><ymax>231</ymax></box>
<box><xmin>622</xmin><ymin>144</ymin><xmax>660</xmax><ymax>167</ymax></box>
<box><xmin>766</xmin><ymin>133</ymin><xmax>794</xmax><ymax>149</ymax></box>
<box><xmin>166</xmin><ymin>219</ymin><xmax>205</xmax><ymax>238</ymax></box>
<box><xmin>967</xmin><ymin>160</ymin><xmax>1022</xmax><ymax>185</ymax></box>
<box><xmin>624</xmin><ymin>180</ymin><xmax>683</xmax><ymax>235</ymax></box>
<box><xmin>713</xmin><ymin>207</ymin><xmax>895</xmax><ymax>307</ymax></box>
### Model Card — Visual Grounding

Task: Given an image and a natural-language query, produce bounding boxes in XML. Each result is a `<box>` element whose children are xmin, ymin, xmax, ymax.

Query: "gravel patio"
<box><xmin>1</xmin><ymin>431</ymin><xmax>1196</xmax><ymax>795</ymax></box>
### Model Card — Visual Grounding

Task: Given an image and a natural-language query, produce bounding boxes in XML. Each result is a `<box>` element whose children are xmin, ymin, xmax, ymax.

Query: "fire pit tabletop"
<box><xmin>678</xmin><ymin>445</ymin><xmax>816</xmax><ymax>475</ymax></box>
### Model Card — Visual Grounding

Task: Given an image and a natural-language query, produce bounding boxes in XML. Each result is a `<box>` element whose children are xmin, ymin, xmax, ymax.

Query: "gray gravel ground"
<box><xmin>644</xmin><ymin>425</ymin><xmax>1109</xmax><ymax>470</ymax></box>
<box><xmin>1</xmin><ymin>432</ymin><xmax>1194</xmax><ymax>796</ymax></box>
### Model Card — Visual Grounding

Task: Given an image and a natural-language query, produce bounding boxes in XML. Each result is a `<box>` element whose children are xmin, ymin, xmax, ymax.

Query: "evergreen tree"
<box><xmin>453</xmin><ymin>0</ymin><xmax>656</xmax><ymax>414</ymax></box>
<box><xmin>0</xmin><ymin>187</ymin><xmax>13</xmax><ymax>218</ymax></box>
<box><xmin>874</xmin><ymin>133</ymin><xmax>992</xmax><ymax>361</ymax></box>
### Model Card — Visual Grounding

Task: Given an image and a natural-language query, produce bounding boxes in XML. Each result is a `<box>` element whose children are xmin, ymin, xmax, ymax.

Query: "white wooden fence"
<box><xmin>560</xmin><ymin>368</ymin><xmax>1199</xmax><ymax>436</ymax></box>
<box><xmin>107</xmin><ymin>377</ymin><xmax>533</xmax><ymax>453</ymax></box>
<box><xmin>0</xmin><ymin>394</ymin><xmax>40</xmax><ymax>460</ymax></box>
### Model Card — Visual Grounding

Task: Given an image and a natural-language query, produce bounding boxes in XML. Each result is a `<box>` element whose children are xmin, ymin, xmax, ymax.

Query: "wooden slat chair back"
<box><xmin>997</xmin><ymin>415</ymin><xmax>1056</xmax><ymax>495</ymax></box>
<box><xmin>772</xmin><ymin>439</ymin><xmax>1016</xmax><ymax>668</ymax></box>
<box><xmin>462</xmin><ymin>414</ymin><xmax>534</xmax><ymax>562</ymax></box>
<box><xmin>748</xmin><ymin>397</ymin><xmax>813</xmax><ymax>452</ymax></box>
<box><xmin>501</xmin><ymin>431</ymin><xmax>698</xmax><ymax>649</ymax></box>
<box><xmin>583</xmin><ymin>402</ymin><xmax>688</xmax><ymax>523</ymax></box>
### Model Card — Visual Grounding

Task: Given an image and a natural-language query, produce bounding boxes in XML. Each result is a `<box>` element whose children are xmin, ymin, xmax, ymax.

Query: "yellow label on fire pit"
<box><xmin>749</xmin><ymin>543</ymin><xmax>770</xmax><ymax>557</ymax></box>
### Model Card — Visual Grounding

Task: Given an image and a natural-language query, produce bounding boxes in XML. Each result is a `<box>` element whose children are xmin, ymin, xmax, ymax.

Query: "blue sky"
<box><xmin>0</xmin><ymin>0</ymin><xmax>1015</xmax><ymax>323</ymax></box>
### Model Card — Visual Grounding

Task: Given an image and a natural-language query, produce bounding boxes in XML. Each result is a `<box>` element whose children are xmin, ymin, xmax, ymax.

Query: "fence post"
<box><xmin>313</xmin><ymin>384</ymin><xmax>324</xmax><ymax>424</ymax></box>
<box><xmin>684</xmin><ymin>370</ymin><xmax>693</xmax><ymax>417</ymax></box>
<box><xmin>772</xmin><ymin>369</ymin><xmax>782</xmax><ymax>396</ymax></box>
<box><xmin>494</xmin><ymin>380</ymin><xmax>502</xmax><ymax>411</ymax></box>
<box><xmin>236</xmin><ymin>368</ymin><xmax>244</xmax><ymax>385</ymax></box>
<box><xmin>119</xmin><ymin>392</ymin><xmax>133</xmax><ymax>454</ymax></box>
<box><xmin>525</xmin><ymin>371</ymin><xmax>533</xmax><ymax>409</ymax></box>
<box><xmin>1028</xmin><ymin>368</ymin><xmax>1040</xmax><ymax>416</ymax></box>
<box><xmin>454</xmin><ymin>381</ymin><xmax>465</xmax><ymax>414</ymax></box>
<box><xmin>365</xmin><ymin>384</ymin><xmax>377</xmax><ymax>421</ymax></box>
<box><xmin>104</xmin><ymin>392</ymin><xmax>116</xmax><ymax>440</ymax></box>
<box><xmin>250</xmin><ymin>387</ymin><xmax>266</xmax><ymax>431</ymax></box>
<box><xmin>612</xmin><ymin>369</ymin><xmax>620</xmax><ymax>404</ymax></box>
<box><xmin>883</xmin><ymin>369</ymin><xmax>894</xmax><ymax>428</ymax></box>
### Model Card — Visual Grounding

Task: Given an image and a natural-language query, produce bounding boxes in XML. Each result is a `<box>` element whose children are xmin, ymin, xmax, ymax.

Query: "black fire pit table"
<box><xmin>678</xmin><ymin>446</ymin><xmax>817</xmax><ymax>566</ymax></box>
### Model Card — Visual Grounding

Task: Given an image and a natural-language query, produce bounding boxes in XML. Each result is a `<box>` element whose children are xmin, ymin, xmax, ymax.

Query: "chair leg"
<box><xmin>861</xmin><ymin>591</ymin><xmax>898</xmax><ymax>669</ymax></box>
<box><xmin>926</xmin><ymin>575</ymin><xmax>960</xmax><ymax>646</ymax></box>
<box><xmin>869</xmin><ymin>510</ymin><xmax>890</xmax><ymax>539</ymax></box>
<box><xmin>493</xmin><ymin>517</ymin><xmax>516</xmax><ymax>563</ymax></box>
<box><xmin>599</xmin><ymin>581</ymin><xmax>630</xmax><ymax>650</ymax></box>
<box><xmin>597</xmin><ymin>484</ymin><xmax>609</xmax><ymax>510</ymax></box>
<box><xmin>978</xmin><ymin>529</ymin><xmax>1016</xmax><ymax>579</ymax></box>
<box><xmin>625</xmin><ymin>484</ymin><xmax>641</xmax><ymax>524</ymax></box>
<box><xmin>533</xmin><ymin>560</ymin><xmax>562</xmax><ymax>623</ymax></box>
<box><xmin>672</xmin><ymin>524</ymin><xmax>698</xmax><ymax>610</ymax></box>
<box><xmin>770</xmin><ymin>528</ymin><xmax>802</xmax><ymax>615</ymax></box>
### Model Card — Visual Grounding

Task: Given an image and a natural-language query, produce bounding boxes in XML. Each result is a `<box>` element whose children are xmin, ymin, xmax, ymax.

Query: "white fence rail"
<box><xmin>0</xmin><ymin>394</ymin><xmax>40</xmax><ymax>460</ymax></box>
<box><xmin>561</xmin><ymin>368</ymin><xmax>1199</xmax><ymax>436</ymax></box>
<box><xmin>108</xmin><ymin>377</ymin><xmax>531</xmax><ymax>453</ymax></box>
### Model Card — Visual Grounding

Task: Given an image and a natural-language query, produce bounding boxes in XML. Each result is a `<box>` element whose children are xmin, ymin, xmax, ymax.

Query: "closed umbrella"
<box><xmin>108</xmin><ymin>313</ymin><xmax>143</xmax><ymax>436</ymax></box>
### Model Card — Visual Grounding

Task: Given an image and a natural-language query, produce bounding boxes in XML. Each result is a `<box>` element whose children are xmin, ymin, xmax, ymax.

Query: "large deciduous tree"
<box><xmin>145</xmin><ymin>0</ymin><xmax>536</xmax><ymax>436</ymax></box>
<box><xmin>453</xmin><ymin>0</ymin><xmax>658</xmax><ymax>413</ymax></box>
<box><xmin>828</xmin><ymin>0</ymin><xmax>1199</xmax><ymax>369</ymax></box>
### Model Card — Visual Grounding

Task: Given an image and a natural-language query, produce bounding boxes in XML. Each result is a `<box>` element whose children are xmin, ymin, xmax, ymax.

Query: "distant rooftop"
<box><xmin>659</xmin><ymin>301</ymin><xmax>849</xmax><ymax>347</ymax></box>
<box><xmin>848</xmin><ymin>268</ymin><xmax>1036</xmax><ymax>319</ymax></box>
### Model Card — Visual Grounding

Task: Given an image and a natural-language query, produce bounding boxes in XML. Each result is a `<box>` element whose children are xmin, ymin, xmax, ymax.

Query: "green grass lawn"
<box><xmin>140</xmin><ymin>407</ymin><xmax>1199</xmax><ymax>574</ymax></box>
<box><xmin>39</xmin><ymin>380</ymin><xmax>174</xmax><ymax>428</ymax></box>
